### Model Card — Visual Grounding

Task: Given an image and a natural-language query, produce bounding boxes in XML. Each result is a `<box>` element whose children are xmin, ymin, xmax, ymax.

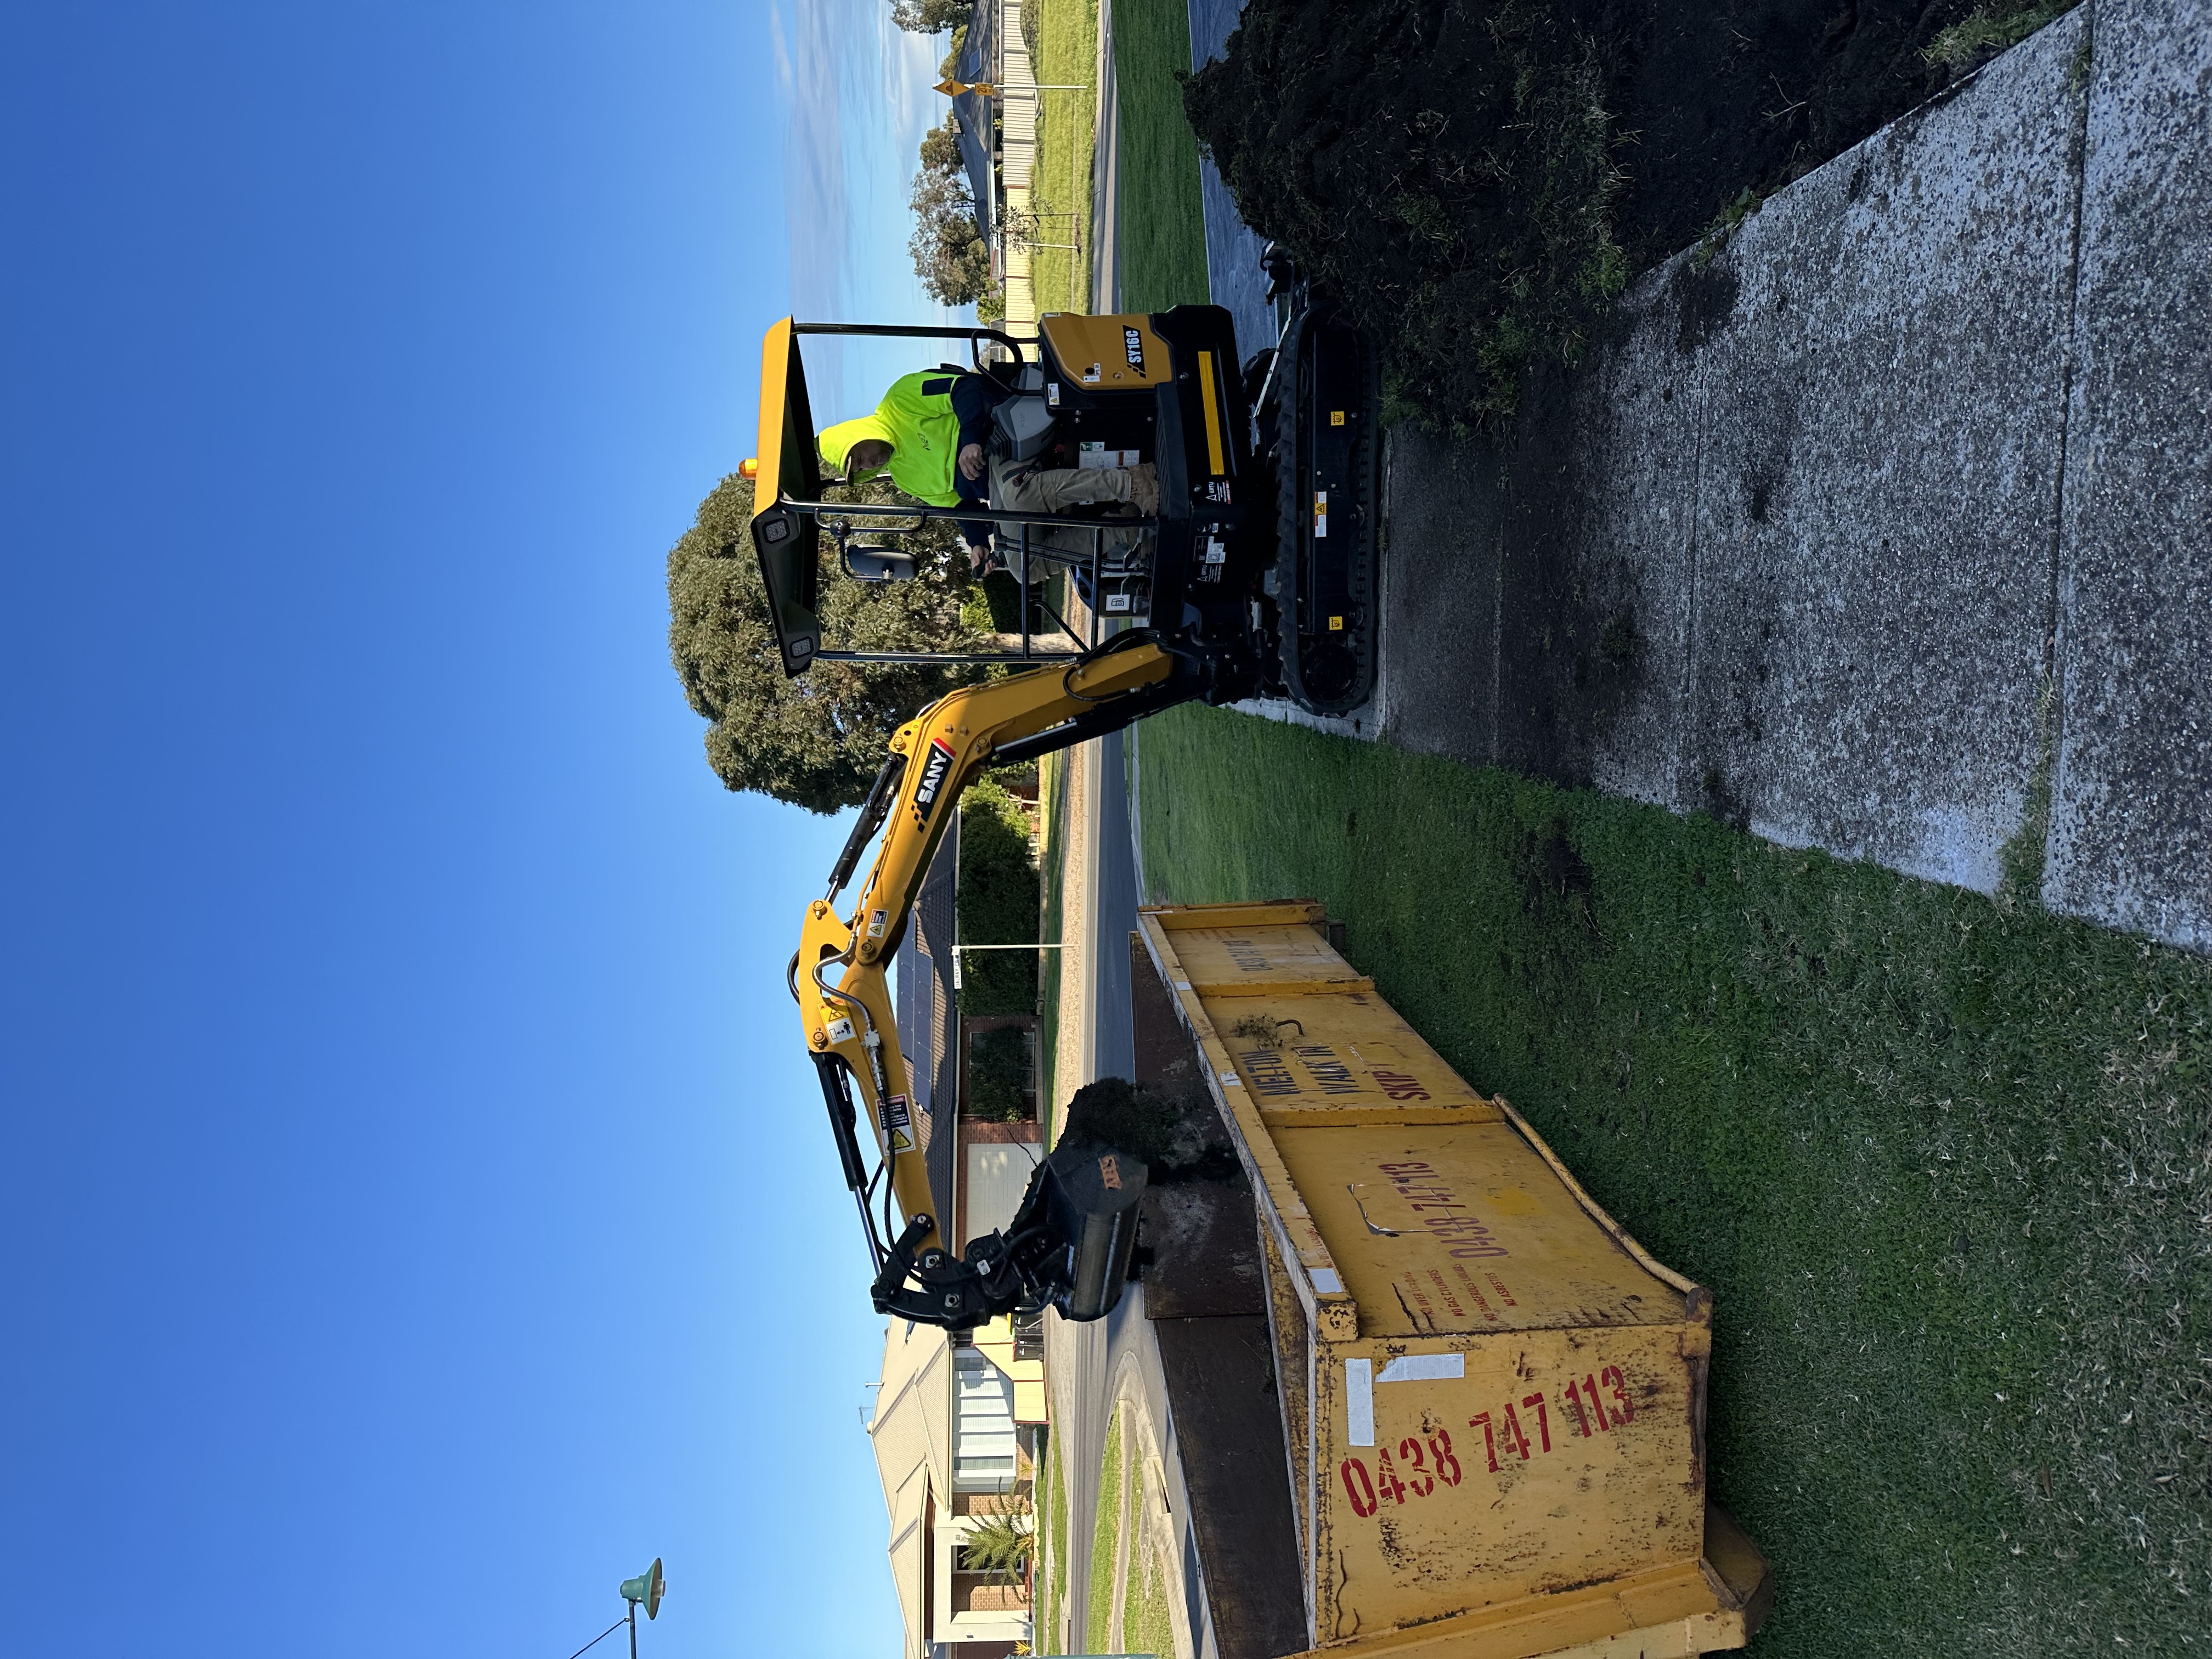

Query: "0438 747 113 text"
<box><xmin>1336</xmin><ymin>1363</ymin><xmax>1640</xmax><ymax>1520</ymax></box>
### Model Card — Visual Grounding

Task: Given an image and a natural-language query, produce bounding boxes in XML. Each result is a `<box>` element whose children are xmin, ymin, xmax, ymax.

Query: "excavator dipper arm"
<box><xmin>793</xmin><ymin>631</ymin><xmax>1181</xmax><ymax>1331</ymax></box>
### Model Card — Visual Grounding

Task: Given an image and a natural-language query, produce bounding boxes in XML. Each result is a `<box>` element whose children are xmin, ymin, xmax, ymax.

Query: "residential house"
<box><xmin>891</xmin><ymin>814</ymin><xmax>1046</xmax><ymax>1275</ymax></box>
<box><xmin>868</xmin><ymin>1313</ymin><xmax>1048</xmax><ymax>1659</ymax></box>
<box><xmin>870</xmin><ymin>819</ymin><xmax>1049</xmax><ymax>1659</ymax></box>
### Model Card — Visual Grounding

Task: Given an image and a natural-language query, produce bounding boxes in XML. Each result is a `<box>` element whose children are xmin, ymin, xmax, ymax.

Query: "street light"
<box><xmin>950</xmin><ymin>939</ymin><xmax>1064</xmax><ymax>992</ymax></box>
<box><xmin>934</xmin><ymin>76</ymin><xmax>1088</xmax><ymax>94</ymax></box>
<box><xmin>562</xmin><ymin>1564</ymin><xmax>666</xmax><ymax>1659</ymax></box>
<box><xmin>618</xmin><ymin>1559</ymin><xmax>665</xmax><ymax>1659</ymax></box>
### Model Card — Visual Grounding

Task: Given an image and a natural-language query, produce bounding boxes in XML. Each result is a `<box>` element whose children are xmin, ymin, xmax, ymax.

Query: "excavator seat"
<box><xmin>987</xmin><ymin>362</ymin><xmax>1058</xmax><ymax>462</ymax></box>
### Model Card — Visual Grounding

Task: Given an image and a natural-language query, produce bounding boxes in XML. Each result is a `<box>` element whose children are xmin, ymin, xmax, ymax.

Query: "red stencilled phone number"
<box><xmin>1338</xmin><ymin>1365</ymin><xmax>1639</xmax><ymax>1519</ymax></box>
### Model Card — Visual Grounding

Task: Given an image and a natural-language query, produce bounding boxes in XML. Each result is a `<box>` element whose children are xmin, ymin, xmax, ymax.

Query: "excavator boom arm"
<box><xmin>794</xmin><ymin>634</ymin><xmax>1177</xmax><ymax>1328</ymax></box>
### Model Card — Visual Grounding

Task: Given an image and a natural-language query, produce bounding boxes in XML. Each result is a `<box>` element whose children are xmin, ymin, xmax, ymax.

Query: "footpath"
<box><xmin>1040</xmin><ymin>726</ymin><xmax>1217</xmax><ymax>1659</ymax></box>
<box><xmin>1200</xmin><ymin>1</ymin><xmax>2211</xmax><ymax>955</ymax></box>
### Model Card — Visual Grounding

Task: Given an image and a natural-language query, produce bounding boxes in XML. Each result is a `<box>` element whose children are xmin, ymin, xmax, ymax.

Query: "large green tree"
<box><xmin>917</xmin><ymin>115</ymin><xmax>964</xmax><ymax>176</ymax></box>
<box><xmin>666</xmin><ymin>471</ymin><xmax>983</xmax><ymax>812</ymax></box>
<box><xmin>908</xmin><ymin>167</ymin><xmax>991</xmax><ymax>307</ymax></box>
<box><xmin>891</xmin><ymin>0</ymin><xmax>969</xmax><ymax>35</ymax></box>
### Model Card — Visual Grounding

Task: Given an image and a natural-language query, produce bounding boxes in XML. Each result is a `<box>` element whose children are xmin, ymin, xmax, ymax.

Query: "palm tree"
<box><xmin>961</xmin><ymin>1495</ymin><xmax>1035</xmax><ymax>1596</ymax></box>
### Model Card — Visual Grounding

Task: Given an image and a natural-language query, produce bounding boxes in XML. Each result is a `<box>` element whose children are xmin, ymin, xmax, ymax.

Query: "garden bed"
<box><xmin>1185</xmin><ymin>0</ymin><xmax>2076</xmax><ymax>421</ymax></box>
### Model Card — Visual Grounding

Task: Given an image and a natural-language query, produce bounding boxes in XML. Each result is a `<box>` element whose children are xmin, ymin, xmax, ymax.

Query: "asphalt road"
<box><xmin>1052</xmin><ymin>730</ymin><xmax>1220</xmax><ymax>1659</ymax></box>
<box><xmin>1093</xmin><ymin>731</ymin><xmax>1136</xmax><ymax>1077</ymax></box>
<box><xmin>1052</xmin><ymin>120</ymin><xmax>1210</xmax><ymax>1643</ymax></box>
<box><xmin>1057</xmin><ymin>729</ymin><xmax>1142</xmax><ymax>1646</ymax></box>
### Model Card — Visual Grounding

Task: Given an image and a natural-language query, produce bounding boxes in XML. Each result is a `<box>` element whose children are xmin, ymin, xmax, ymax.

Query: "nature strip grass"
<box><xmin>1120</xmin><ymin>1447</ymin><xmax>1178</xmax><ymax>1659</ymax></box>
<box><xmin>1085</xmin><ymin>1403</ymin><xmax>1125</xmax><ymax>1655</ymax></box>
<box><xmin>1045</xmin><ymin>1426</ymin><xmax>1070</xmax><ymax>1652</ymax></box>
<box><xmin>1028</xmin><ymin>0</ymin><xmax>1097</xmax><ymax>315</ymax></box>
<box><xmin>1108</xmin><ymin>0</ymin><xmax>1211</xmax><ymax>312</ymax></box>
<box><xmin>1037</xmin><ymin>747</ymin><xmax>1069</xmax><ymax>1142</ymax></box>
<box><xmin>1031</xmin><ymin>1430</ymin><xmax>1061</xmax><ymax>1653</ymax></box>
<box><xmin>1136</xmin><ymin>702</ymin><xmax>2212</xmax><ymax>1656</ymax></box>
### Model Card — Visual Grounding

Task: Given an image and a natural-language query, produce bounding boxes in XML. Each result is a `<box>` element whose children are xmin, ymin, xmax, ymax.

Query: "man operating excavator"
<box><xmin>751</xmin><ymin>294</ymin><xmax>1378</xmax><ymax>1331</ymax></box>
<box><xmin>817</xmin><ymin>365</ymin><xmax>1158</xmax><ymax>572</ymax></box>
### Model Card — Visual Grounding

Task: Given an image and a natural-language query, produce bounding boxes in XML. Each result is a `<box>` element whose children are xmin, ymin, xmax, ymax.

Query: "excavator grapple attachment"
<box><xmin>866</xmin><ymin>1139</ymin><xmax>1148</xmax><ymax>1333</ymax></box>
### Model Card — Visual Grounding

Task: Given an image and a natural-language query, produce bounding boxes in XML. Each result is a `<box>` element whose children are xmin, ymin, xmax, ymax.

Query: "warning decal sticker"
<box><xmin>881</xmin><ymin>1093</ymin><xmax>915</xmax><ymax>1153</ymax></box>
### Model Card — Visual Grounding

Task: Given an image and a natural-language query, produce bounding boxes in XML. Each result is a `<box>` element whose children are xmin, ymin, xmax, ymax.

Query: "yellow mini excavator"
<box><xmin>751</xmin><ymin>290</ymin><xmax>1377</xmax><ymax>1332</ymax></box>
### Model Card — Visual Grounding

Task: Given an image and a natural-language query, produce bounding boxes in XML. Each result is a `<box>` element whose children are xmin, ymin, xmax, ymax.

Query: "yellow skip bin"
<box><xmin>1139</xmin><ymin>900</ymin><xmax>1772</xmax><ymax>1659</ymax></box>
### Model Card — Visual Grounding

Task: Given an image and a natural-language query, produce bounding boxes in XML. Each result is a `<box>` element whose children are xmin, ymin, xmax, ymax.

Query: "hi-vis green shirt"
<box><xmin>817</xmin><ymin>370</ymin><xmax>967</xmax><ymax>506</ymax></box>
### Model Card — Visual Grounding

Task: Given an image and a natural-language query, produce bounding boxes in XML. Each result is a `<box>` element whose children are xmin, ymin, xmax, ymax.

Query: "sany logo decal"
<box><xmin>912</xmin><ymin>737</ymin><xmax>957</xmax><ymax>822</ymax></box>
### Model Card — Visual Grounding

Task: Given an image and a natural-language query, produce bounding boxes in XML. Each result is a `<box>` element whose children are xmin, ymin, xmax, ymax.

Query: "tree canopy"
<box><xmin>918</xmin><ymin>115</ymin><xmax>963</xmax><ymax>176</ymax></box>
<box><xmin>908</xmin><ymin>159</ymin><xmax>992</xmax><ymax>308</ymax></box>
<box><xmin>956</xmin><ymin>777</ymin><xmax>1039</xmax><ymax>1014</ymax></box>
<box><xmin>892</xmin><ymin>0</ymin><xmax>970</xmax><ymax>33</ymax></box>
<box><xmin>665</xmin><ymin>471</ymin><xmax>984</xmax><ymax>812</ymax></box>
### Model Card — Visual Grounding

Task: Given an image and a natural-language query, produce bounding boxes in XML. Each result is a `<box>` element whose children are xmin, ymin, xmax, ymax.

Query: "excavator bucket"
<box><xmin>1025</xmin><ymin>1140</ymin><xmax>1148</xmax><ymax>1321</ymax></box>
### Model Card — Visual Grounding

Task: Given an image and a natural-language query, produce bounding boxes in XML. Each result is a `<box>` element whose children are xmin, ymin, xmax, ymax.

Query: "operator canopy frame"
<box><xmin>742</xmin><ymin>318</ymin><xmax>1159</xmax><ymax>678</ymax></box>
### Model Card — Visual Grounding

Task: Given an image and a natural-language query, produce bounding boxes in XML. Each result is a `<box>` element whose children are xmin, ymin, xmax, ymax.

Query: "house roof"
<box><xmin>894</xmin><ymin>814</ymin><xmax>961</xmax><ymax>1229</ymax></box>
<box><xmin>949</xmin><ymin>0</ymin><xmax>997</xmax><ymax>234</ymax></box>
<box><xmin>869</xmin><ymin>1319</ymin><xmax>953</xmax><ymax>1658</ymax></box>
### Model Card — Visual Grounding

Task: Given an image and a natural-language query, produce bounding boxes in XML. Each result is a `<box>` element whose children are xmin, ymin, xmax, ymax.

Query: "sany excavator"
<box><xmin>747</xmin><ymin>287</ymin><xmax>1377</xmax><ymax>1333</ymax></box>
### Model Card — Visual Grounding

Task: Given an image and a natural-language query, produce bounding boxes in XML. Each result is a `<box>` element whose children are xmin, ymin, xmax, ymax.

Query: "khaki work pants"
<box><xmin>988</xmin><ymin>456</ymin><xmax>1148</xmax><ymax>572</ymax></box>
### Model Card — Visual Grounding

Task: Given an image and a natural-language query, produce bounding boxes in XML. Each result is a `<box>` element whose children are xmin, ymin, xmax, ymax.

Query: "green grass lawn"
<box><xmin>1085</xmin><ymin>1403</ymin><xmax>1125</xmax><ymax>1654</ymax></box>
<box><xmin>1110</xmin><ymin>0</ymin><xmax>1211</xmax><ymax>312</ymax></box>
<box><xmin>1137</xmin><ymin>703</ymin><xmax>2212</xmax><ymax>1656</ymax></box>
<box><xmin>1028</xmin><ymin>0</ymin><xmax>1097</xmax><ymax>315</ymax></box>
<box><xmin>1119</xmin><ymin>1449</ymin><xmax>1177</xmax><ymax>1659</ymax></box>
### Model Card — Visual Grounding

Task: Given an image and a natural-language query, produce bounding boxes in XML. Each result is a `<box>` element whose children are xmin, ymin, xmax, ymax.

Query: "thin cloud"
<box><xmin>782</xmin><ymin>0</ymin><xmax>978</xmax><ymax>421</ymax></box>
<box><xmin>768</xmin><ymin>0</ymin><xmax>795</xmax><ymax>99</ymax></box>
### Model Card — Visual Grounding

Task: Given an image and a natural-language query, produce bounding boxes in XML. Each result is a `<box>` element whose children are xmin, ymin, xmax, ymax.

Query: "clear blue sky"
<box><xmin>2</xmin><ymin>4</ymin><xmax>958</xmax><ymax>1654</ymax></box>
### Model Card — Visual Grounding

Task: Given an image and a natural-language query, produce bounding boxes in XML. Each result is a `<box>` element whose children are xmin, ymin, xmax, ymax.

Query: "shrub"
<box><xmin>960</xmin><ymin>1496</ymin><xmax>1035</xmax><ymax>1587</ymax></box>
<box><xmin>1055</xmin><ymin>1077</ymin><xmax>1238</xmax><ymax>1183</ymax></box>
<box><xmin>958</xmin><ymin>780</ymin><xmax>1040</xmax><ymax>1013</ymax></box>
<box><xmin>1186</xmin><ymin>0</ymin><xmax>1626</xmax><ymax>425</ymax></box>
<box><xmin>967</xmin><ymin>1025</ymin><xmax>1034</xmax><ymax>1121</ymax></box>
